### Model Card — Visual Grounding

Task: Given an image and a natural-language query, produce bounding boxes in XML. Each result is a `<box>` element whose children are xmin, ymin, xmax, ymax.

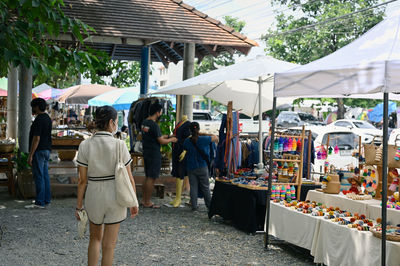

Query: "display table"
<box><xmin>209</xmin><ymin>181</ymin><xmax>267</xmax><ymax>234</ymax></box>
<box><xmin>312</xmin><ymin>216</ymin><xmax>400</xmax><ymax>266</ymax></box>
<box><xmin>269</xmin><ymin>202</ymin><xmax>400</xmax><ymax>265</ymax></box>
<box><xmin>307</xmin><ymin>190</ymin><xmax>378</xmax><ymax>215</ymax></box>
<box><xmin>307</xmin><ymin>190</ymin><xmax>400</xmax><ymax>225</ymax></box>
<box><xmin>269</xmin><ymin>202</ymin><xmax>320</xmax><ymax>250</ymax></box>
<box><xmin>368</xmin><ymin>204</ymin><xmax>400</xmax><ymax>225</ymax></box>
<box><xmin>209</xmin><ymin>181</ymin><xmax>322</xmax><ymax>234</ymax></box>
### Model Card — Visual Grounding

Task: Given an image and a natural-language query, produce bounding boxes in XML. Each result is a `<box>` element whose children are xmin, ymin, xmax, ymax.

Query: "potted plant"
<box><xmin>159</xmin><ymin>106</ymin><xmax>176</xmax><ymax>170</ymax></box>
<box><xmin>15</xmin><ymin>151</ymin><xmax>35</xmax><ymax>199</ymax></box>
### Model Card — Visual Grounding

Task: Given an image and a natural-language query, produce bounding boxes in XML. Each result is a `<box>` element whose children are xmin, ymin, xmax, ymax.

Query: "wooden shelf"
<box><xmin>273</xmin><ymin>158</ymin><xmax>301</xmax><ymax>162</ymax></box>
<box><xmin>275</xmin><ymin>134</ymin><xmax>309</xmax><ymax>138</ymax></box>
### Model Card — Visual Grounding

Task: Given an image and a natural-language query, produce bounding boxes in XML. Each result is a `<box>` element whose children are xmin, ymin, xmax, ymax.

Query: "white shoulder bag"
<box><xmin>115</xmin><ymin>140</ymin><xmax>138</xmax><ymax>208</ymax></box>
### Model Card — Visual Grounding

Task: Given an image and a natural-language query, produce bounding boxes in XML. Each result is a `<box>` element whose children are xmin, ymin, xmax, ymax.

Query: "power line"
<box><xmin>264</xmin><ymin>0</ymin><xmax>397</xmax><ymax>38</ymax></box>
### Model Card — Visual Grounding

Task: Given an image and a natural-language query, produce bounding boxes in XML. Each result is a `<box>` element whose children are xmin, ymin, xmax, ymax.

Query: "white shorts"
<box><xmin>84</xmin><ymin>179</ymin><xmax>127</xmax><ymax>225</ymax></box>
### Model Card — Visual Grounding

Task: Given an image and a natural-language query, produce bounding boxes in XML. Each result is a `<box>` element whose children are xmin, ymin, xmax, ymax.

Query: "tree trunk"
<box><xmin>336</xmin><ymin>98</ymin><xmax>345</xmax><ymax>119</ymax></box>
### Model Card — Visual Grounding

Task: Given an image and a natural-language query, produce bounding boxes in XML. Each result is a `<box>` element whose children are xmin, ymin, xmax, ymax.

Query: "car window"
<box><xmin>214</xmin><ymin>113</ymin><xmax>223</xmax><ymax>120</ymax></box>
<box><xmin>193</xmin><ymin>113</ymin><xmax>210</xmax><ymax>121</ymax></box>
<box><xmin>335</xmin><ymin>121</ymin><xmax>351</xmax><ymax>127</ymax></box>
<box><xmin>298</xmin><ymin>113</ymin><xmax>316</xmax><ymax>121</ymax></box>
<box><xmin>239</xmin><ymin>113</ymin><xmax>251</xmax><ymax>120</ymax></box>
<box><xmin>278</xmin><ymin>113</ymin><xmax>298</xmax><ymax>120</ymax></box>
<box><xmin>321</xmin><ymin>132</ymin><xmax>358</xmax><ymax>150</ymax></box>
<box><xmin>353</xmin><ymin>121</ymin><xmax>376</xmax><ymax>129</ymax></box>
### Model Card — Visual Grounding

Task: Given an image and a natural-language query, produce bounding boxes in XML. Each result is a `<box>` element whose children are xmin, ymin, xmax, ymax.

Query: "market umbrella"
<box><xmin>273</xmin><ymin>14</ymin><xmax>400</xmax><ymax>264</ymax></box>
<box><xmin>156</xmin><ymin>55</ymin><xmax>298</xmax><ymax>165</ymax></box>
<box><xmin>368</xmin><ymin>101</ymin><xmax>397</xmax><ymax>123</ymax></box>
<box><xmin>58</xmin><ymin>84</ymin><xmax>119</xmax><ymax>104</ymax></box>
<box><xmin>88</xmin><ymin>87</ymin><xmax>141</xmax><ymax>110</ymax></box>
<box><xmin>32</xmin><ymin>83</ymin><xmax>53</xmax><ymax>94</ymax></box>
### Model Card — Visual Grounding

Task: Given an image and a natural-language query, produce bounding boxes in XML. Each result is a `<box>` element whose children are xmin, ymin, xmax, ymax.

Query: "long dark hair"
<box><xmin>189</xmin><ymin>122</ymin><xmax>200</xmax><ymax>143</ymax></box>
<box><xmin>95</xmin><ymin>106</ymin><xmax>117</xmax><ymax>131</ymax></box>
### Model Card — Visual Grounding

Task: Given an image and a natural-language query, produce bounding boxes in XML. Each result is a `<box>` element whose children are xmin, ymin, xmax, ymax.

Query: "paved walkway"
<box><xmin>0</xmin><ymin>189</ymin><xmax>314</xmax><ymax>265</ymax></box>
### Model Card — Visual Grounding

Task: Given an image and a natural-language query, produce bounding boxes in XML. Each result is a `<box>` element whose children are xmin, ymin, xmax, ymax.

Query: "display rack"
<box><xmin>266</xmin><ymin>126</ymin><xmax>310</xmax><ymax>200</ymax></box>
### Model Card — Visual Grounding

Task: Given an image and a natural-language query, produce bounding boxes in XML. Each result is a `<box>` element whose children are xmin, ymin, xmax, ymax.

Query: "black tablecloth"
<box><xmin>209</xmin><ymin>181</ymin><xmax>267</xmax><ymax>234</ymax></box>
<box><xmin>208</xmin><ymin>181</ymin><xmax>321</xmax><ymax>234</ymax></box>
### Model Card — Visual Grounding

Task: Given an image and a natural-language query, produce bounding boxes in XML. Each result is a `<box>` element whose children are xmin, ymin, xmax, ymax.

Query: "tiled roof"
<box><xmin>61</xmin><ymin>0</ymin><xmax>258</xmax><ymax>64</ymax></box>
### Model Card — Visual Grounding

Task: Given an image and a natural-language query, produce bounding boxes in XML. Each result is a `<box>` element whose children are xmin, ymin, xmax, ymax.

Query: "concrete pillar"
<box><xmin>182</xmin><ymin>43</ymin><xmax>195</xmax><ymax>120</ymax></box>
<box><xmin>140</xmin><ymin>46</ymin><xmax>151</xmax><ymax>96</ymax></box>
<box><xmin>18</xmin><ymin>65</ymin><xmax>32</xmax><ymax>153</ymax></box>
<box><xmin>7</xmin><ymin>66</ymin><xmax>18</xmax><ymax>139</ymax></box>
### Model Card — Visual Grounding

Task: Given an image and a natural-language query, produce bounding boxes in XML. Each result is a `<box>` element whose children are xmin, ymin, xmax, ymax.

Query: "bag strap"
<box><xmin>116</xmin><ymin>140</ymin><xmax>123</xmax><ymax>165</ymax></box>
<box><xmin>191</xmin><ymin>138</ymin><xmax>210</xmax><ymax>167</ymax></box>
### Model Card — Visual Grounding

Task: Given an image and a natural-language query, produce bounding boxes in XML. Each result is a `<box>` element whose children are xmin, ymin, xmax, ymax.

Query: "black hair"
<box><xmin>31</xmin><ymin>98</ymin><xmax>47</xmax><ymax>112</ymax></box>
<box><xmin>190</xmin><ymin>122</ymin><xmax>200</xmax><ymax>143</ymax></box>
<box><xmin>95</xmin><ymin>106</ymin><xmax>118</xmax><ymax>131</ymax></box>
<box><xmin>149</xmin><ymin>103</ymin><xmax>163</xmax><ymax>116</ymax></box>
<box><xmin>121</xmin><ymin>125</ymin><xmax>128</xmax><ymax>132</ymax></box>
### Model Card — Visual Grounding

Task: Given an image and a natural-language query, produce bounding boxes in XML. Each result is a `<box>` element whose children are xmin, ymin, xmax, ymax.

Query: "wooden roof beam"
<box><xmin>55</xmin><ymin>34</ymin><xmax>146</xmax><ymax>45</ymax></box>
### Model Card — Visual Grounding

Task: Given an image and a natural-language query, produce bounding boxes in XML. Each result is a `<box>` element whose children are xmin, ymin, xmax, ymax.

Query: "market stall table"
<box><xmin>306</xmin><ymin>190</ymin><xmax>377</xmax><ymax>216</ymax></box>
<box><xmin>209</xmin><ymin>181</ymin><xmax>267</xmax><ymax>234</ymax></box>
<box><xmin>268</xmin><ymin>202</ymin><xmax>320</xmax><ymax>250</ymax></box>
<box><xmin>368</xmin><ymin>204</ymin><xmax>400</xmax><ymax>225</ymax></box>
<box><xmin>312</xmin><ymin>216</ymin><xmax>400</xmax><ymax>266</ymax></box>
<box><xmin>268</xmin><ymin>201</ymin><xmax>400</xmax><ymax>265</ymax></box>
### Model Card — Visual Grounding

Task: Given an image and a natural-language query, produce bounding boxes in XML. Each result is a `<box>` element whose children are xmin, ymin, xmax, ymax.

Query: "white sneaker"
<box><xmin>24</xmin><ymin>204</ymin><xmax>45</xmax><ymax>209</ymax></box>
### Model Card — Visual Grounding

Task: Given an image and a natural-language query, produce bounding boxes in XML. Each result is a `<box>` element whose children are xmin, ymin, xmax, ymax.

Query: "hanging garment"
<box><xmin>171</xmin><ymin>120</ymin><xmax>191</xmax><ymax>179</ymax></box>
<box><xmin>215</xmin><ymin>114</ymin><xmax>227</xmax><ymax>174</ymax></box>
<box><xmin>302</xmin><ymin>138</ymin><xmax>315</xmax><ymax>179</ymax></box>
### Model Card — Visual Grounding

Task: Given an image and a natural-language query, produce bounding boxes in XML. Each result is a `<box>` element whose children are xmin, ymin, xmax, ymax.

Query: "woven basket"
<box><xmin>364</xmin><ymin>142</ymin><xmax>382</xmax><ymax>166</ymax></box>
<box><xmin>16</xmin><ymin>170</ymin><xmax>35</xmax><ymax>199</ymax></box>
<box><xmin>52</xmin><ymin>138</ymin><xmax>83</xmax><ymax>146</ymax></box>
<box><xmin>0</xmin><ymin>143</ymin><xmax>15</xmax><ymax>153</ymax></box>
<box><xmin>371</xmin><ymin>226</ymin><xmax>400</xmax><ymax>242</ymax></box>
<box><xmin>58</xmin><ymin>150</ymin><xmax>77</xmax><ymax>161</ymax></box>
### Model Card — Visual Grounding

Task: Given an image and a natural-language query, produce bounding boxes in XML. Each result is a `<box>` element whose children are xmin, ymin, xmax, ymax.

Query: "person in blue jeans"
<box><xmin>181</xmin><ymin>122</ymin><xmax>218</xmax><ymax>211</ymax></box>
<box><xmin>25</xmin><ymin>98</ymin><xmax>53</xmax><ymax>209</ymax></box>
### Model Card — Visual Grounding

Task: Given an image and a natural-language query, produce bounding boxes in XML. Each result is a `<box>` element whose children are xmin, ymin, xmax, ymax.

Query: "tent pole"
<box><xmin>381</xmin><ymin>92</ymin><xmax>388</xmax><ymax>266</ymax></box>
<box><xmin>265</xmin><ymin>96</ymin><xmax>276</xmax><ymax>250</ymax></box>
<box><xmin>258</xmin><ymin>76</ymin><xmax>263</xmax><ymax>167</ymax></box>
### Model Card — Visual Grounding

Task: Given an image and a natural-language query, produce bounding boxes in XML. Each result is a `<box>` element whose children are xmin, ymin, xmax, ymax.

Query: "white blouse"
<box><xmin>77</xmin><ymin>131</ymin><xmax>132</xmax><ymax>181</ymax></box>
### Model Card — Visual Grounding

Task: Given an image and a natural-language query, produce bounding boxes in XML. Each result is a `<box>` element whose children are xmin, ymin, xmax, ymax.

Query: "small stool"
<box><xmin>130</xmin><ymin>152</ymin><xmax>144</xmax><ymax>173</ymax></box>
<box><xmin>0</xmin><ymin>153</ymin><xmax>15</xmax><ymax>196</ymax></box>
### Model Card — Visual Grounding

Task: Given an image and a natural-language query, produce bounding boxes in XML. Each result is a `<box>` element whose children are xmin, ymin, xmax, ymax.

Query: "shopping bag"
<box><xmin>115</xmin><ymin>140</ymin><xmax>138</xmax><ymax>208</ymax></box>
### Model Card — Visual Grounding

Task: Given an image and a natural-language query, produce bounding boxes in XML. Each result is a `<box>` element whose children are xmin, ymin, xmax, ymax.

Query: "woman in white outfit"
<box><xmin>75</xmin><ymin>106</ymin><xmax>138</xmax><ymax>266</ymax></box>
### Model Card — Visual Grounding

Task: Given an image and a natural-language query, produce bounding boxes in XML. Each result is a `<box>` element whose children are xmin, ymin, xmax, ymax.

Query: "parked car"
<box><xmin>193</xmin><ymin>110</ymin><xmax>220</xmax><ymax>135</ymax></box>
<box><xmin>213</xmin><ymin>112</ymin><xmax>269</xmax><ymax>134</ymax></box>
<box><xmin>389</xmin><ymin>128</ymin><xmax>400</xmax><ymax>145</ymax></box>
<box><xmin>327</xmin><ymin>119</ymin><xmax>382</xmax><ymax>144</ymax></box>
<box><xmin>276</xmin><ymin>111</ymin><xmax>323</xmax><ymax>128</ymax></box>
<box><xmin>312</xmin><ymin>127</ymin><xmax>360</xmax><ymax>180</ymax></box>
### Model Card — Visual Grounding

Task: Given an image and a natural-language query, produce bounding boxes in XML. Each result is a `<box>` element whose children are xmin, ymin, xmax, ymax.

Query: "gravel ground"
<box><xmin>0</xmin><ymin>189</ymin><xmax>314</xmax><ymax>266</ymax></box>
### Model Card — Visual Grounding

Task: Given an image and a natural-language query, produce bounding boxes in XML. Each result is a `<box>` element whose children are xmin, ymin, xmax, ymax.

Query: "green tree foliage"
<box><xmin>263</xmin><ymin>0</ymin><xmax>385</xmax><ymax>115</ymax></box>
<box><xmin>195</xmin><ymin>16</ymin><xmax>245</xmax><ymax>110</ymax></box>
<box><xmin>0</xmin><ymin>0</ymin><xmax>99</xmax><ymax>77</ymax></box>
<box><xmin>195</xmin><ymin>16</ymin><xmax>245</xmax><ymax>76</ymax></box>
<box><xmin>84</xmin><ymin>60</ymin><xmax>141</xmax><ymax>88</ymax></box>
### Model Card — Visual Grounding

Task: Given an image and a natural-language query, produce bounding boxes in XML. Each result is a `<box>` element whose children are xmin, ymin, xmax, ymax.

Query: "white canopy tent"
<box><xmin>269</xmin><ymin>14</ymin><xmax>400</xmax><ymax>264</ymax></box>
<box><xmin>156</xmin><ymin>55</ymin><xmax>297</xmax><ymax>117</ymax></box>
<box><xmin>274</xmin><ymin>15</ymin><xmax>400</xmax><ymax>97</ymax></box>
<box><xmin>156</xmin><ymin>55</ymin><xmax>298</xmax><ymax>165</ymax></box>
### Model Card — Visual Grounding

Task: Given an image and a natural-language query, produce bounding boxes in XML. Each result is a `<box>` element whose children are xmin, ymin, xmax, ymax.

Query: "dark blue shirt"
<box><xmin>183</xmin><ymin>136</ymin><xmax>211</xmax><ymax>171</ymax></box>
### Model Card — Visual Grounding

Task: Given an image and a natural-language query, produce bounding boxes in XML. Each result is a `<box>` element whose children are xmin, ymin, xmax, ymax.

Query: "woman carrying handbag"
<box><xmin>75</xmin><ymin>106</ymin><xmax>138</xmax><ymax>266</ymax></box>
<box><xmin>180</xmin><ymin>122</ymin><xmax>219</xmax><ymax>211</ymax></box>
